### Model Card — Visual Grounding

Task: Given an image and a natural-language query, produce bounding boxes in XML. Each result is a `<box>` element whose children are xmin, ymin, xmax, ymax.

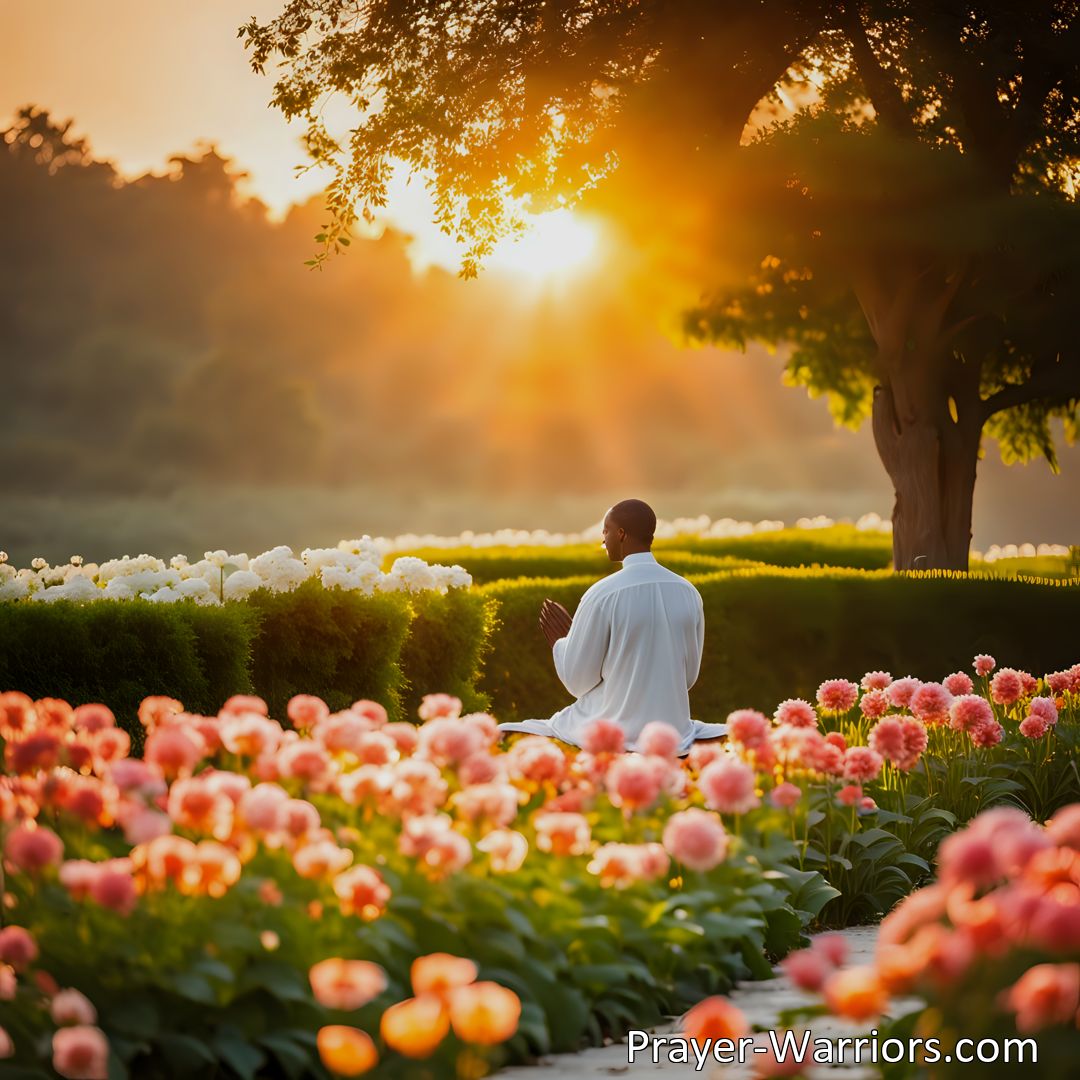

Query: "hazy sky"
<box><xmin>2</xmin><ymin>2</ymin><xmax>1077</xmax><ymax>550</ymax></box>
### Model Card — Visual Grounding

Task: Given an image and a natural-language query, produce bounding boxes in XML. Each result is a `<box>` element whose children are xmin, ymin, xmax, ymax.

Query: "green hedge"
<box><xmin>0</xmin><ymin>600</ymin><xmax>256</xmax><ymax>752</ymax></box>
<box><xmin>389</xmin><ymin>544</ymin><xmax>759</xmax><ymax>583</ymax></box>
<box><xmin>0</xmin><ymin>584</ymin><xmax>497</xmax><ymax>743</ymax></box>
<box><xmin>245</xmin><ymin>580</ymin><xmax>415</xmax><ymax>722</ymax></box>
<box><xmin>653</xmin><ymin>524</ymin><xmax>894</xmax><ymax>569</ymax></box>
<box><xmin>398</xmin><ymin>589</ymin><xmax>500</xmax><ymax>717</ymax></box>
<box><xmin>478</xmin><ymin>569</ymin><xmax>1080</xmax><ymax>723</ymax></box>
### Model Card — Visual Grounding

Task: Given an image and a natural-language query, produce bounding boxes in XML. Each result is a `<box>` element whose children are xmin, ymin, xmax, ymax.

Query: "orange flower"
<box><xmin>448</xmin><ymin>981</ymin><xmax>521</xmax><ymax>1045</ymax></box>
<box><xmin>333</xmin><ymin>865</ymin><xmax>391</xmax><ymax>920</ymax></box>
<box><xmin>824</xmin><ymin>966</ymin><xmax>888</xmax><ymax>1021</ymax></box>
<box><xmin>380</xmin><ymin>995</ymin><xmax>450</xmax><ymax>1058</ymax></box>
<box><xmin>681</xmin><ymin>996</ymin><xmax>748</xmax><ymax>1043</ymax></box>
<box><xmin>411</xmin><ymin>954</ymin><xmax>478</xmax><ymax>999</ymax></box>
<box><xmin>309</xmin><ymin>959</ymin><xmax>387</xmax><ymax>1011</ymax></box>
<box><xmin>184</xmin><ymin>841</ymin><xmax>242</xmax><ymax>898</ymax></box>
<box><xmin>317</xmin><ymin>1025</ymin><xmax>378</xmax><ymax>1076</ymax></box>
<box><xmin>875</xmin><ymin>944</ymin><xmax>924</xmax><ymax>995</ymax></box>
<box><xmin>1000</xmin><ymin>963</ymin><xmax>1080</xmax><ymax>1033</ymax></box>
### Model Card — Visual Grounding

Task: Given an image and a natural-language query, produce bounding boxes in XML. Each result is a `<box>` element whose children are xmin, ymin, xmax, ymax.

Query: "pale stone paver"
<box><xmin>499</xmin><ymin>925</ymin><xmax>921</xmax><ymax>1080</ymax></box>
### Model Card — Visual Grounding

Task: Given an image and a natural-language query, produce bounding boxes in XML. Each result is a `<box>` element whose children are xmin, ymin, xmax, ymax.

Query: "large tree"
<box><xmin>242</xmin><ymin>0</ymin><xmax>1080</xmax><ymax>568</ymax></box>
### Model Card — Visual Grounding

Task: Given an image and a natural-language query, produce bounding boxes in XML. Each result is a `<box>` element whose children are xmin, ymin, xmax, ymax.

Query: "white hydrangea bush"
<box><xmin>0</xmin><ymin>539</ymin><xmax>472</xmax><ymax>606</ymax></box>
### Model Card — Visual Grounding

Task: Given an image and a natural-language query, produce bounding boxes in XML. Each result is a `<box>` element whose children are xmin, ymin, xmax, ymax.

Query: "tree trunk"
<box><xmin>871</xmin><ymin>379</ymin><xmax>980</xmax><ymax>571</ymax></box>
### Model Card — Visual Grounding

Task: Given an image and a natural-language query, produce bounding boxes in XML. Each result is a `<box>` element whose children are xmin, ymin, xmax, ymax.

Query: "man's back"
<box><xmin>548</xmin><ymin>551</ymin><xmax>704</xmax><ymax>747</ymax></box>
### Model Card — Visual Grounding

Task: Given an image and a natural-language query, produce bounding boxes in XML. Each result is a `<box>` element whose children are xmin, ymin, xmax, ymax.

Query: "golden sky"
<box><xmin>2</xmin><ymin>2</ymin><xmax>1077</xmax><ymax>548</ymax></box>
<box><xmin>1</xmin><ymin>0</ymin><xmax>604</xmax><ymax>278</ymax></box>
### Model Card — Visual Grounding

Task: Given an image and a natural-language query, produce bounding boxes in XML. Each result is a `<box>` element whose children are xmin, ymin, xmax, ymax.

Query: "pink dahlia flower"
<box><xmin>910</xmin><ymin>682</ymin><xmax>953</xmax><ymax>726</ymax></box>
<box><xmin>1029</xmin><ymin>697</ymin><xmax>1059</xmax><ymax>725</ymax></box>
<box><xmin>948</xmin><ymin>695</ymin><xmax>993</xmax><ymax>733</ymax></box>
<box><xmin>606</xmin><ymin>756</ymin><xmax>664</xmax><ymax>811</ymax></box>
<box><xmin>580</xmin><ymin>717</ymin><xmax>626</xmax><ymax>755</ymax></box>
<box><xmin>859</xmin><ymin>689</ymin><xmax>889</xmax><ymax>720</ymax></box>
<box><xmin>842</xmin><ymin>746</ymin><xmax>883</xmax><ymax>784</ymax></box>
<box><xmin>1019</xmin><ymin>714</ymin><xmax>1050</xmax><ymax>739</ymax></box>
<box><xmin>769</xmin><ymin>782</ymin><xmax>802</xmax><ymax>810</ymax></box>
<box><xmin>662</xmin><ymin>809</ymin><xmax>729</xmax><ymax>872</ymax></box>
<box><xmin>886</xmin><ymin>677</ymin><xmax>922</xmax><ymax>709</ymax></box>
<box><xmin>726</xmin><ymin>709</ymin><xmax>771</xmax><ymax>749</ymax></box>
<box><xmin>974</xmin><ymin>654</ymin><xmax>996</xmax><ymax>677</ymax></box>
<box><xmin>636</xmin><ymin>721</ymin><xmax>682</xmax><ymax>759</ymax></box>
<box><xmin>969</xmin><ymin>720</ymin><xmax>1004</xmax><ymax>748</ymax></box>
<box><xmin>860</xmin><ymin>671</ymin><xmax>892</xmax><ymax>691</ymax></box>
<box><xmin>699</xmin><ymin>757</ymin><xmax>760</xmax><ymax>815</ymax></box>
<box><xmin>774</xmin><ymin>699</ymin><xmax>817</xmax><ymax>728</ymax></box>
<box><xmin>418</xmin><ymin>694</ymin><xmax>462</xmax><ymax>722</ymax></box>
<box><xmin>943</xmin><ymin>671</ymin><xmax>974</xmax><ymax>696</ymax></box>
<box><xmin>4</xmin><ymin>823</ymin><xmax>63</xmax><ymax>874</ymax></box>
<box><xmin>816</xmin><ymin>679</ymin><xmax>858</xmax><ymax>714</ymax></box>
<box><xmin>990</xmin><ymin>668</ymin><xmax>1024</xmax><ymax>705</ymax></box>
<box><xmin>52</xmin><ymin>1025</ymin><xmax>109</xmax><ymax>1080</ymax></box>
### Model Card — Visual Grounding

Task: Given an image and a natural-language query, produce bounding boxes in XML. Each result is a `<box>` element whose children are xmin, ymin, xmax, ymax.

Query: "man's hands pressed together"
<box><xmin>539</xmin><ymin>598</ymin><xmax>572</xmax><ymax>648</ymax></box>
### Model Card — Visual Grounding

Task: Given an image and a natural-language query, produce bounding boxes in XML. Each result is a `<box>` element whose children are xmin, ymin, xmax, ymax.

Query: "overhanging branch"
<box><xmin>980</xmin><ymin>357</ymin><xmax>1080</xmax><ymax>420</ymax></box>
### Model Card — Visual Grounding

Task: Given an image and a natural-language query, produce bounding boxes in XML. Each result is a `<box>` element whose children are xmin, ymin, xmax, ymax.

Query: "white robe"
<box><xmin>496</xmin><ymin>551</ymin><xmax>728</xmax><ymax>754</ymax></box>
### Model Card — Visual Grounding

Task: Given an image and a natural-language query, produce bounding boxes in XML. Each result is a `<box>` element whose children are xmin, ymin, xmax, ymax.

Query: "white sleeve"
<box><xmin>686</xmin><ymin>590</ymin><xmax>704</xmax><ymax>690</ymax></box>
<box><xmin>552</xmin><ymin>591</ymin><xmax>610</xmax><ymax>698</ymax></box>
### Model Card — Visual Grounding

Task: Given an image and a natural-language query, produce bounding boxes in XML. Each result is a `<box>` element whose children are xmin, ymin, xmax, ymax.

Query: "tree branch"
<box><xmin>980</xmin><ymin>356</ymin><xmax>1080</xmax><ymax>420</ymax></box>
<box><xmin>840</xmin><ymin>1</ymin><xmax>915</xmax><ymax>135</ymax></box>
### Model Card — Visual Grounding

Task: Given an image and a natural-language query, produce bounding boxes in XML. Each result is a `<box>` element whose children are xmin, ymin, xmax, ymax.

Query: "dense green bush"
<box><xmin>478</xmin><ymin>568</ymin><xmax>1080</xmax><ymax>722</ymax></box>
<box><xmin>388</xmin><ymin>544</ymin><xmax>757</xmax><ymax>583</ymax></box>
<box><xmin>245</xmin><ymin>581</ymin><xmax>414</xmax><ymax>722</ymax></box>
<box><xmin>653</xmin><ymin>524</ymin><xmax>894</xmax><ymax>569</ymax></box>
<box><xmin>0</xmin><ymin>600</ymin><xmax>256</xmax><ymax>751</ymax></box>
<box><xmin>398</xmin><ymin>589</ymin><xmax>500</xmax><ymax>717</ymax></box>
<box><xmin>0</xmin><ymin>584</ymin><xmax>500</xmax><ymax>740</ymax></box>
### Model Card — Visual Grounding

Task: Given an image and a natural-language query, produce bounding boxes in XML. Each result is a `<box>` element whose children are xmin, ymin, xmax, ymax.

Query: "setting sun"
<box><xmin>488</xmin><ymin>209</ymin><xmax>601</xmax><ymax>282</ymax></box>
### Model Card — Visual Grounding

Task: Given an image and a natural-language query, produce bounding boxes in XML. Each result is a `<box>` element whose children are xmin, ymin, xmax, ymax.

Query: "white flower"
<box><xmin>102</xmin><ymin>580</ymin><xmax>135</xmax><ymax>600</ymax></box>
<box><xmin>146</xmin><ymin>587</ymin><xmax>181</xmax><ymax>603</ymax></box>
<box><xmin>176</xmin><ymin>578</ymin><xmax>213</xmax><ymax>601</ymax></box>
<box><xmin>0</xmin><ymin>577</ymin><xmax>30</xmax><ymax>601</ymax></box>
<box><xmin>249</xmin><ymin>546</ymin><xmax>309</xmax><ymax>591</ymax></box>
<box><xmin>387</xmin><ymin>556</ymin><xmax>437</xmax><ymax>592</ymax></box>
<box><xmin>0</xmin><ymin>550</ymin><xmax>8</xmax><ymax>563</ymax></box>
<box><xmin>31</xmin><ymin>557</ymin><xmax>47</xmax><ymax>570</ymax></box>
<box><xmin>204</xmin><ymin>550</ymin><xmax>230</xmax><ymax>569</ymax></box>
<box><xmin>320</xmin><ymin>561</ymin><xmax>382</xmax><ymax>594</ymax></box>
<box><xmin>35</xmin><ymin>577</ymin><xmax>100</xmax><ymax>604</ymax></box>
<box><xmin>70</xmin><ymin>555</ymin><xmax>84</xmax><ymax>567</ymax></box>
<box><xmin>222</xmin><ymin>570</ymin><xmax>263</xmax><ymax>601</ymax></box>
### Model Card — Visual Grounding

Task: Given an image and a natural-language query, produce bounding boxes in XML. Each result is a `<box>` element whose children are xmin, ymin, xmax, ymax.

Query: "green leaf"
<box><xmin>164</xmin><ymin>971</ymin><xmax>217</xmax><ymax>1005</ymax></box>
<box><xmin>212</xmin><ymin>1031</ymin><xmax>267</xmax><ymax>1080</ymax></box>
<box><xmin>154</xmin><ymin>1034</ymin><xmax>217</xmax><ymax>1077</ymax></box>
<box><xmin>239</xmin><ymin>961</ymin><xmax>311</xmax><ymax>1003</ymax></box>
<box><xmin>259</xmin><ymin>1035</ymin><xmax>312</xmax><ymax>1080</ymax></box>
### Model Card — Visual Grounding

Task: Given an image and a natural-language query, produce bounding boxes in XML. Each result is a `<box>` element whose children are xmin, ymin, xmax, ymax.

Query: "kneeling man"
<box><xmin>497</xmin><ymin>499</ymin><xmax>727</xmax><ymax>754</ymax></box>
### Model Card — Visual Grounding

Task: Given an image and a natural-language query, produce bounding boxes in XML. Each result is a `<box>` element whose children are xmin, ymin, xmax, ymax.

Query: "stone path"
<box><xmin>499</xmin><ymin>925</ymin><xmax>920</xmax><ymax>1079</ymax></box>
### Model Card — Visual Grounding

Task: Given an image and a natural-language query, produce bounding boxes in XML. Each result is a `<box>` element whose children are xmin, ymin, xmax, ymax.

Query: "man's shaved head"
<box><xmin>606</xmin><ymin>499</ymin><xmax>657</xmax><ymax>545</ymax></box>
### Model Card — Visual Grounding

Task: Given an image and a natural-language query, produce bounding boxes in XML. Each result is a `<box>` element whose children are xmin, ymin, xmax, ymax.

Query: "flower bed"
<box><xmin>0</xmin><ymin>692</ymin><xmax>833</xmax><ymax>1078</ymax></box>
<box><xmin>0</xmin><ymin>542</ymin><xmax>471</xmax><ymax>605</ymax></box>
<box><xmin>717</xmin><ymin>803</ymin><xmax>1080</xmax><ymax>1078</ymax></box>
<box><xmin>0</xmin><ymin>652</ymin><xmax>1076</xmax><ymax>1076</ymax></box>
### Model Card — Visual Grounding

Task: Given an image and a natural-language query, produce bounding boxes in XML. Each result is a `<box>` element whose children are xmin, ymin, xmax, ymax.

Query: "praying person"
<box><xmin>497</xmin><ymin>499</ymin><xmax>727</xmax><ymax>754</ymax></box>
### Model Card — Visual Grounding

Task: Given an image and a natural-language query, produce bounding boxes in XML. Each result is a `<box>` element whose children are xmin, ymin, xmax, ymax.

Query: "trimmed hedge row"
<box><xmin>477</xmin><ymin>568</ymin><xmax>1080</xmax><ymax>723</ymax></box>
<box><xmin>0</xmin><ymin>601</ymin><xmax>256</xmax><ymax>752</ymax></box>
<box><xmin>0</xmin><ymin>585</ymin><xmax>498</xmax><ymax>747</ymax></box>
<box><xmin>653</xmin><ymin>525</ymin><xmax>894</xmax><ymax>570</ymax></box>
<box><xmin>388</xmin><ymin>544</ymin><xmax>760</xmax><ymax>583</ymax></box>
